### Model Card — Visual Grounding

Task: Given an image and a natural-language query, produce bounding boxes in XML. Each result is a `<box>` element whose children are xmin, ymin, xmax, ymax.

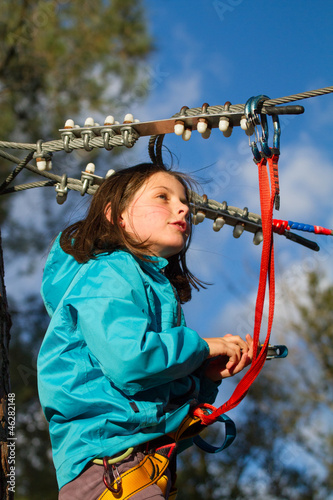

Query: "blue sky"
<box><xmin>114</xmin><ymin>0</ymin><xmax>333</xmax><ymax>336</ymax></box>
<box><xmin>6</xmin><ymin>1</ymin><xmax>333</xmax><ymax>403</ymax></box>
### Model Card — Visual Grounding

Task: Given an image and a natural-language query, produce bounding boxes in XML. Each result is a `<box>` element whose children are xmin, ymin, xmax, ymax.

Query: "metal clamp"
<box><xmin>34</xmin><ymin>139</ymin><xmax>52</xmax><ymax>171</ymax></box>
<box><xmin>103</xmin><ymin>128</ymin><xmax>115</xmax><ymax>150</ymax></box>
<box><xmin>121</xmin><ymin>126</ymin><xmax>139</xmax><ymax>148</ymax></box>
<box><xmin>80</xmin><ymin>163</ymin><xmax>96</xmax><ymax>195</ymax></box>
<box><xmin>81</xmin><ymin>129</ymin><xmax>95</xmax><ymax>151</ymax></box>
<box><xmin>55</xmin><ymin>174</ymin><xmax>68</xmax><ymax>204</ymax></box>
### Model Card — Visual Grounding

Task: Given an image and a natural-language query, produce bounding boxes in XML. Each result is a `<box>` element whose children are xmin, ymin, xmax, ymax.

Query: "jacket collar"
<box><xmin>140</xmin><ymin>255</ymin><xmax>169</xmax><ymax>271</ymax></box>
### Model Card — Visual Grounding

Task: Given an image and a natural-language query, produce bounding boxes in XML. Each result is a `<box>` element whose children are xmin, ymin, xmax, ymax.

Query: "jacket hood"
<box><xmin>41</xmin><ymin>234</ymin><xmax>82</xmax><ymax>317</ymax></box>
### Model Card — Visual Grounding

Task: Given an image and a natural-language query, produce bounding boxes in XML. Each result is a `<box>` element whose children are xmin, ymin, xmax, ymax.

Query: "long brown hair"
<box><xmin>60</xmin><ymin>162</ymin><xmax>205</xmax><ymax>302</ymax></box>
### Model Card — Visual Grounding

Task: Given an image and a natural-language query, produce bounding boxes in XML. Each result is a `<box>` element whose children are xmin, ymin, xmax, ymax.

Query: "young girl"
<box><xmin>37</xmin><ymin>162</ymin><xmax>253</xmax><ymax>499</ymax></box>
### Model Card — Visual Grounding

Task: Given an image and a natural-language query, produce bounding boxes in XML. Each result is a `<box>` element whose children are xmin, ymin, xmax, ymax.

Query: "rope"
<box><xmin>0</xmin><ymin>134</ymin><xmax>133</xmax><ymax>154</ymax></box>
<box><xmin>171</xmin><ymin>85</ymin><xmax>333</xmax><ymax>117</ymax></box>
<box><xmin>1</xmin><ymin>180</ymin><xmax>57</xmax><ymax>194</ymax></box>
<box><xmin>0</xmin><ymin>150</ymin><xmax>95</xmax><ymax>196</ymax></box>
<box><xmin>0</xmin><ymin>85</ymin><xmax>332</xmax><ymax>155</ymax></box>
<box><xmin>265</xmin><ymin>86</ymin><xmax>333</xmax><ymax>107</ymax></box>
<box><xmin>0</xmin><ymin>151</ymin><xmax>34</xmax><ymax>194</ymax></box>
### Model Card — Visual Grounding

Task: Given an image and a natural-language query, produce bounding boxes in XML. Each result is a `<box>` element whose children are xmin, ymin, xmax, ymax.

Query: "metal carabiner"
<box><xmin>259</xmin><ymin>113</ymin><xmax>271</xmax><ymax>158</ymax></box>
<box><xmin>272</xmin><ymin>114</ymin><xmax>281</xmax><ymax>153</ymax></box>
<box><xmin>246</xmin><ymin>95</ymin><xmax>275</xmax><ymax>158</ymax></box>
<box><xmin>251</xmin><ymin>95</ymin><xmax>272</xmax><ymax>157</ymax></box>
<box><xmin>250</xmin><ymin>95</ymin><xmax>270</xmax><ymax>124</ymax></box>
<box><xmin>244</xmin><ymin>96</ymin><xmax>255</xmax><ymax>125</ymax></box>
<box><xmin>250</xmin><ymin>140</ymin><xmax>262</xmax><ymax>163</ymax></box>
<box><xmin>245</xmin><ymin>97</ymin><xmax>261</xmax><ymax>161</ymax></box>
<box><xmin>103</xmin><ymin>457</ymin><xmax>122</xmax><ymax>493</ymax></box>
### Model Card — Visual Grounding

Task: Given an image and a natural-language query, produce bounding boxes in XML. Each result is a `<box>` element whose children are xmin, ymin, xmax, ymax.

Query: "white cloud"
<box><xmin>276</xmin><ymin>139</ymin><xmax>333</xmax><ymax>222</ymax></box>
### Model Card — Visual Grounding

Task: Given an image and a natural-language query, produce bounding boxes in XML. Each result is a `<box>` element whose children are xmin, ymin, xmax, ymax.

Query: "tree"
<box><xmin>0</xmin><ymin>1</ymin><xmax>153</xmax><ymax>497</ymax></box>
<box><xmin>8</xmin><ymin>295</ymin><xmax>57</xmax><ymax>499</ymax></box>
<box><xmin>0</xmin><ymin>233</ymin><xmax>14</xmax><ymax>500</ymax></box>
<box><xmin>0</xmin><ymin>0</ymin><xmax>152</xmax><ymax>140</ymax></box>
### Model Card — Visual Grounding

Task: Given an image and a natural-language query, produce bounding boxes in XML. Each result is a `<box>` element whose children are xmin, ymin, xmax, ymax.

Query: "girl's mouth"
<box><xmin>171</xmin><ymin>221</ymin><xmax>187</xmax><ymax>232</ymax></box>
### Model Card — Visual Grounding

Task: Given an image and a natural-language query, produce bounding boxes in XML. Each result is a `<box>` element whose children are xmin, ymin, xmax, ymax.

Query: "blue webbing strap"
<box><xmin>193</xmin><ymin>414</ymin><xmax>236</xmax><ymax>453</ymax></box>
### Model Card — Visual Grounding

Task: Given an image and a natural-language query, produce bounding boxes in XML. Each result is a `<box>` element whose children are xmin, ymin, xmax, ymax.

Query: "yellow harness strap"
<box><xmin>98</xmin><ymin>451</ymin><xmax>171</xmax><ymax>500</ymax></box>
<box><xmin>168</xmin><ymin>412</ymin><xmax>204</xmax><ymax>442</ymax></box>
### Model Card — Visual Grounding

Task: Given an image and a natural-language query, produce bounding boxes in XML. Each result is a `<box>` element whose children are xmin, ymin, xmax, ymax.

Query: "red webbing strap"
<box><xmin>195</xmin><ymin>156</ymin><xmax>277</xmax><ymax>426</ymax></box>
<box><xmin>269</xmin><ymin>153</ymin><xmax>280</xmax><ymax>210</ymax></box>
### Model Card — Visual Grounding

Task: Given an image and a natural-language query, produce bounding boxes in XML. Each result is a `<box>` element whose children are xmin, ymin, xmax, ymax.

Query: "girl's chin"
<box><xmin>158</xmin><ymin>244</ymin><xmax>186</xmax><ymax>258</ymax></box>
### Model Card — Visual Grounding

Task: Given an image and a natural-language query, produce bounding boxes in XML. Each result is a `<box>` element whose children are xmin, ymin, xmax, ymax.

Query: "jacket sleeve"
<box><xmin>65</xmin><ymin>258</ymin><xmax>209</xmax><ymax>396</ymax></box>
<box><xmin>198</xmin><ymin>375</ymin><xmax>221</xmax><ymax>405</ymax></box>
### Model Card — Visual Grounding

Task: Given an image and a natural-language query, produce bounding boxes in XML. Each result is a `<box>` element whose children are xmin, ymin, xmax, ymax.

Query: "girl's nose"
<box><xmin>178</xmin><ymin>202</ymin><xmax>190</xmax><ymax>217</ymax></box>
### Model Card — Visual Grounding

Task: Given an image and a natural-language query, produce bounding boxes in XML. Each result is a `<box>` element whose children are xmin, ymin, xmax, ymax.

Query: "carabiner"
<box><xmin>250</xmin><ymin>94</ymin><xmax>270</xmax><ymax>126</ymax></box>
<box><xmin>272</xmin><ymin>114</ymin><xmax>281</xmax><ymax>153</ymax></box>
<box><xmin>103</xmin><ymin>458</ymin><xmax>122</xmax><ymax>493</ymax></box>
<box><xmin>258</xmin><ymin>113</ymin><xmax>271</xmax><ymax>158</ymax></box>
<box><xmin>246</xmin><ymin>95</ymin><xmax>282</xmax><ymax>160</ymax></box>
<box><xmin>244</xmin><ymin>96</ymin><xmax>255</xmax><ymax>125</ymax></box>
<box><xmin>245</xmin><ymin>97</ymin><xmax>261</xmax><ymax>161</ymax></box>
<box><xmin>251</xmin><ymin>95</ymin><xmax>271</xmax><ymax>157</ymax></box>
<box><xmin>250</xmin><ymin>140</ymin><xmax>262</xmax><ymax>163</ymax></box>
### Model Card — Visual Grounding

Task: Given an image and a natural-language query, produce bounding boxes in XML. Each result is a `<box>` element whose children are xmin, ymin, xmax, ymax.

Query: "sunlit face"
<box><xmin>120</xmin><ymin>172</ymin><xmax>190</xmax><ymax>258</ymax></box>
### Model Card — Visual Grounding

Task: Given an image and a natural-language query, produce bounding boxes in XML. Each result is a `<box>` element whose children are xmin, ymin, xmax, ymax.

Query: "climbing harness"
<box><xmin>91</xmin><ymin>404</ymin><xmax>236</xmax><ymax>499</ymax></box>
<box><xmin>98</xmin><ymin>443</ymin><xmax>177</xmax><ymax>500</ymax></box>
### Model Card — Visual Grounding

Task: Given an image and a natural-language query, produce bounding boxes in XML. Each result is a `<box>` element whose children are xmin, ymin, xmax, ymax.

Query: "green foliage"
<box><xmin>9</xmin><ymin>296</ymin><xmax>57</xmax><ymax>499</ymax></box>
<box><xmin>0</xmin><ymin>0</ymin><xmax>152</xmax><ymax>140</ymax></box>
<box><xmin>292</xmin><ymin>271</ymin><xmax>333</xmax><ymax>383</ymax></box>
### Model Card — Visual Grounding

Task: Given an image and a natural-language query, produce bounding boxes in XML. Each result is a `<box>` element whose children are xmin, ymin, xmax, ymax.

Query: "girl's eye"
<box><xmin>157</xmin><ymin>193</ymin><xmax>167</xmax><ymax>200</ymax></box>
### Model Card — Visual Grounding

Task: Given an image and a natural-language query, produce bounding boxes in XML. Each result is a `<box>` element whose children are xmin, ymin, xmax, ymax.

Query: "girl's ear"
<box><xmin>105</xmin><ymin>203</ymin><xmax>125</xmax><ymax>227</ymax></box>
<box><xmin>104</xmin><ymin>203</ymin><xmax>112</xmax><ymax>222</ymax></box>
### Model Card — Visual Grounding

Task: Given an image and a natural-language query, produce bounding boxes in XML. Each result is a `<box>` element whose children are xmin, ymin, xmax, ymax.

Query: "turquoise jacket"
<box><xmin>37</xmin><ymin>235</ymin><xmax>218</xmax><ymax>489</ymax></box>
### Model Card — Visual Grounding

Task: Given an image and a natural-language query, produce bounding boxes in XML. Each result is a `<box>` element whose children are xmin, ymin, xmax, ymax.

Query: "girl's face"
<box><xmin>120</xmin><ymin>172</ymin><xmax>190</xmax><ymax>258</ymax></box>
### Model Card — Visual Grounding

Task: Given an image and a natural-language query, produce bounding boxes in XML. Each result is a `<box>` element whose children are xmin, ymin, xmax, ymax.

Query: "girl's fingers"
<box><xmin>223</xmin><ymin>334</ymin><xmax>252</xmax><ymax>354</ymax></box>
<box><xmin>203</xmin><ymin>335</ymin><xmax>255</xmax><ymax>381</ymax></box>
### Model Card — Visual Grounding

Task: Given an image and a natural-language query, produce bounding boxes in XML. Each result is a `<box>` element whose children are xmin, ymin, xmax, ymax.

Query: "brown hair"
<box><xmin>60</xmin><ymin>162</ymin><xmax>205</xmax><ymax>302</ymax></box>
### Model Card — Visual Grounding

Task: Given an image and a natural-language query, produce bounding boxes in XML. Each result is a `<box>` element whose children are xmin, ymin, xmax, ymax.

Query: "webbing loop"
<box><xmin>192</xmin><ymin>404</ymin><xmax>236</xmax><ymax>453</ymax></box>
<box><xmin>191</xmin><ymin>153</ymin><xmax>278</xmax><ymax>427</ymax></box>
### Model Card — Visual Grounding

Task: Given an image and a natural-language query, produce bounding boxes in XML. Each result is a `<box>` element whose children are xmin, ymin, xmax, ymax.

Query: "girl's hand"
<box><xmin>203</xmin><ymin>334</ymin><xmax>254</xmax><ymax>381</ymax></box>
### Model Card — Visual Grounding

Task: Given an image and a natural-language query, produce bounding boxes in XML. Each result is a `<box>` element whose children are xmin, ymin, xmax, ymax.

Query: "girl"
<box><xmin>37</xmin><ymin>162</ymin><xmax>253</xmax><ymax>499</ymax></box>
